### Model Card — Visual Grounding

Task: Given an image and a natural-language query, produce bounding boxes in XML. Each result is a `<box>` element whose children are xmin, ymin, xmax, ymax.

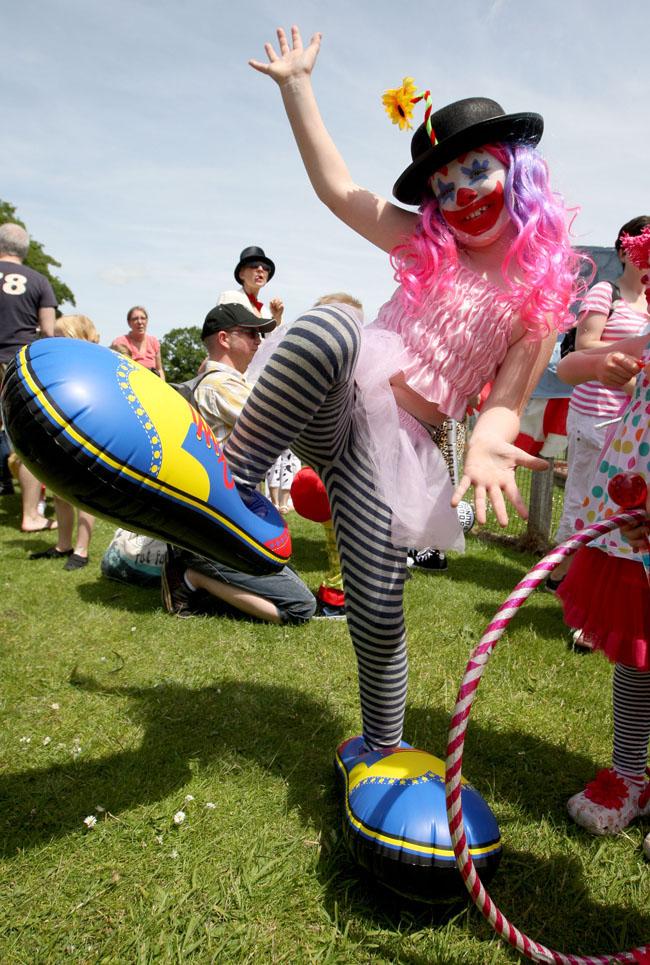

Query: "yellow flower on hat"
<box><xmin>382</xmin><ymin>77</ymin><xmax>418</xmax><ymax>130</ymax></box>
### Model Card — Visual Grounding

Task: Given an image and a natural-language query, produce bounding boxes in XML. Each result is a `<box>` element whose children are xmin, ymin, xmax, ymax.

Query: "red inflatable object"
<box><xmin>290</xmin><ymin>467</ymin><xmax>332</xmax><ymax>523</ymax></box>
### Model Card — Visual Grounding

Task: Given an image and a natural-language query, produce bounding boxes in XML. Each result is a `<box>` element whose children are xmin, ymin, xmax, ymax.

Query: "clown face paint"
<box><xmin>430</xmin><ymin>150</ymin><xmax>509</xmax><ymax>248</ymax></box>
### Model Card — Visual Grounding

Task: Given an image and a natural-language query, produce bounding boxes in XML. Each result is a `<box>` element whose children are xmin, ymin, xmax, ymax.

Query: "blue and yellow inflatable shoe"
<box><xmin>335</xmin><ymin>736</ymin><xmax>502</xmax><ymax>901</ymax></box>
<box><xmin>1</xmin><ymin>340</ymin><xmax>290</xmax><ymax>574</ymax></box>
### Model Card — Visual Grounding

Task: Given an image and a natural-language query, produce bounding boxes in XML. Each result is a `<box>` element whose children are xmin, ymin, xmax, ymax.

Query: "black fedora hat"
<box><xmin>234</xmin><ymin>246</ymin><xmax>276</xmax><ymax>283</ymax></box>
<box><xmin>393</xmin><ymin>97</ymin><xmax>543</xmax><ymax>206</ymax></box>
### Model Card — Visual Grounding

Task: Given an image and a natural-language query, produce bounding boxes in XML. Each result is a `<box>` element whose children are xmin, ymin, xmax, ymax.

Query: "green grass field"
<box><xmin>1</xmin><ymin>492</ymin><xmax>648</xmax><ymax>964</ymax></box>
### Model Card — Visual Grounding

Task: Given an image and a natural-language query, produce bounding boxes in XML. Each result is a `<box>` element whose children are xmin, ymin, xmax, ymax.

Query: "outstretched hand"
<box><xmin>249</xmin><ymin>25</ymin><xmax>322</xmax><ymax>86</ymax></box>
<box><xmin>451</xmin><ymin>434</ymin><xmax>549</xmax><ymax>527</ymax></box>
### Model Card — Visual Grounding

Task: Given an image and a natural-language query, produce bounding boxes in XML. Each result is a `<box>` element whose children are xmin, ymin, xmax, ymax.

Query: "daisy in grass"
<box><xmin>381</xmin><ymin>77</ymin><xmax>417</xmax><ymax>130</ymax></box>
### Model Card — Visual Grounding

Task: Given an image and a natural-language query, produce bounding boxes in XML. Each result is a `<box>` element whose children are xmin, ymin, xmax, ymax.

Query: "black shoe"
<box><xmin>64</xmin><ymin>553</ymin><xmax>89</xmax><ymax>571</ymax></box>
<box><xmin>161</xmin><ymin>549</ymin><xmax>196</xmax><ymax>617</ymax></box>
<box><xmin>545</xmin><ymin>576</ymin><xmax>564</xmax><ymax>594</ymax></box>
<box><xmin>29</xmin><ymin>546</ymin><xmax>73</xmax><ymax>560</ymax></box>
<box><xmin>410</xmin><ymin>548</ymin><xmax>448</xmax><ymax>572</ymax></box>
<box><xmin>313</xmin><ymin>601</ymin><xmax>346</xmax><ymax>620</ymax></box>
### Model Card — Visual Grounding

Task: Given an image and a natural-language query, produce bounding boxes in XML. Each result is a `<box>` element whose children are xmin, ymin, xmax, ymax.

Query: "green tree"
<box><xmin>160</xmin><ymin>326</ymin><xmax>206</xmax><ymax>383</ymax></box>
<box><xmin>0</xmin><ymin>199</ymin><xmax>75</xmax><ymax>308</ymax></box>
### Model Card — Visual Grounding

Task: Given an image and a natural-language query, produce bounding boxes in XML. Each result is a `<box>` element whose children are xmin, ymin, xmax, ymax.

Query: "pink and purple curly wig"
<box><xmin>390</xmin><ymin>143</ymin><xmax>590</xmax><ymax>336</ymax></box>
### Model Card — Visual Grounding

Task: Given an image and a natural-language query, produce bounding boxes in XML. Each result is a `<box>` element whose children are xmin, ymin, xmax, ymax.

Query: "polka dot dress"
<box><xmin>574</xmin><ymin>341</ymin><xmax>650</xmax><ymax>560</ymax></box>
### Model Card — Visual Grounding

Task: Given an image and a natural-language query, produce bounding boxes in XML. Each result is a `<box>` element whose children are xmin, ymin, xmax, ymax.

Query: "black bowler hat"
<box><xmin>234</xmin><ymin>246</ymin><xmax>275</xmax><ymax>283</ymax></box>
<box><xmin>393</xmin><ymin>97</ymin><xmax>543</xmax><ymax>206</ymax></box>
<box><xmin>201</xmin><ymin>303</ymin><xmax>276</xmax><ymax>340</ymax></box>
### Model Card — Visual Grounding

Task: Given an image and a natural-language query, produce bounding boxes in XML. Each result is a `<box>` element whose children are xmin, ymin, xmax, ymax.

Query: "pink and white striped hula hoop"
<box><xmin>445</xmin><ymin>508</ymin><xmax>650</xmax><ymax>964</ymax></box>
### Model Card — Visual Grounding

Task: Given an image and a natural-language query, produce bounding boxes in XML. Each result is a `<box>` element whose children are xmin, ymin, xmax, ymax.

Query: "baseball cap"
<box><xmin>201</xmin><ymin>303</ymin><xmax>276</xmax><ymax>340</ymax></box>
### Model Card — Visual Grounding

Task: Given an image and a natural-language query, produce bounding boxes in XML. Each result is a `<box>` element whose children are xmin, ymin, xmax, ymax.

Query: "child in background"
<box><xmin>548</xmin><ymin>215</ymin><xmax>650</xmax><ymax>592</ymax></box>
<box><xmin>265</xmin><ymin>449</ymin><xmax>300</xmax><ymax>514</ymax></box>
<box><xmin>29</xmin><ymin>315</ymin><xmax>100</xmax><ymax>570</ymax></box>
<box><xmin>556</xmin><ymin>319</ymin><xmax>650</xmax><ymax>844</ymax></box>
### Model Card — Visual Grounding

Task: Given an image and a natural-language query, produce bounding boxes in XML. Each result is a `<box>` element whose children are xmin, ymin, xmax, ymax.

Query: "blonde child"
<box><xmin>29</xmin><ymin>315</ymin><xmax>100</xmax><ymax>570</ymax></box>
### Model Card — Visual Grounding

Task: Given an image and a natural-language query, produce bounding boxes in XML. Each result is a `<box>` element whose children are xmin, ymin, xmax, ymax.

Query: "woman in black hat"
<box><xmin>224</xmin><ymin>27</ymin><xmax>587</xmax><ymax>763</ymax></box>
<box><xmin>217</xmin><ymin>246</ymin><xmax>284</xmax><ymax>328</ymax></box>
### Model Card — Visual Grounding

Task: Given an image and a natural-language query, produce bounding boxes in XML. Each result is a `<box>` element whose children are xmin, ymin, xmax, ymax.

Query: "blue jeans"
<box><xmin>178</xmin><ymin>549</ymin><xmax>316</xmax><ymax>625</ymax></box>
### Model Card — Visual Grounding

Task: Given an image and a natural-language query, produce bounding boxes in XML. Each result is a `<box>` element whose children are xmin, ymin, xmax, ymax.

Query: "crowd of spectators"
<box><xmin>2</xmin><ymin>221</ymin><xmax>650</xmax><ymax>640</ymax></box>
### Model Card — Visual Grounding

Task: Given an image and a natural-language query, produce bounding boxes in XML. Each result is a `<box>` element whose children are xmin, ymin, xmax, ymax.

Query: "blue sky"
<box><xmin>6</xmin><ymin>0</ymin><xmax>648</xmax><ymax>344</ymax></box>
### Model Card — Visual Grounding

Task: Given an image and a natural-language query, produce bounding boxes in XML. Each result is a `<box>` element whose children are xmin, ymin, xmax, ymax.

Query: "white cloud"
<box><xmin>99</xmin><ymin>265</ymin><xmax>151</xmax><ymax>286</ymax></box>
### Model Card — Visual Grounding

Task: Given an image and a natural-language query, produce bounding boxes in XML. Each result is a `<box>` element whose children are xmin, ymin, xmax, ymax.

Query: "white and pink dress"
<box><xmin>354</xmin><ymin>267</ymin><xmax>516</xmax><ymax>550</ymax></box>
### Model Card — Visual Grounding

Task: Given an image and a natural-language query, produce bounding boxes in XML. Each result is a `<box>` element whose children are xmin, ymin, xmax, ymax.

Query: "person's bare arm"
<box><xmin>557</xmin><ymin>332</ymin><xmax>648</xmax><ymax>389</ymax></box>
<box><xmin>389</xmin><ymin>373</ymin><xmax>445</xmax><ymax>427</ymax></box>
<box><xmin>575</xmin><ymin>310</ymin><xmax>612</xmax><ymax>351</ymax></box>
<box><xmin>38</xmin><ymin>306</ymin><xmax>55</xmax><ymax>338</ymax></box>
<box><xmin>250</xmin><ymin>26</ymin><xmax>417</xmax><ymax>253</ymax></box>
<box><xmin>557</xmin><ymin>348</ymin><xmax>643</xmax><ymax>390</ymax></box>
<box><xmin>452</xmin><ymin>328</ymin><xmax>557</xmax><ymax>526</ymax></box>
<box><xmin>155</xmin><ymin>349</ymin><xmax>166</xmax><ymax>381</ymax></box>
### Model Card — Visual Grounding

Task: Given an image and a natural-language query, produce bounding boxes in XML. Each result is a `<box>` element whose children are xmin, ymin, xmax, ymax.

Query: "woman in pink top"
<box><xmin>550</xmin><ymin>216</ymin><xmax>650</xmax><ymax>589</ymax></box>
<box><xmin>111</xmin><ymin>306</ymin><xmax>165</xmax><ymax>379</ymax></box>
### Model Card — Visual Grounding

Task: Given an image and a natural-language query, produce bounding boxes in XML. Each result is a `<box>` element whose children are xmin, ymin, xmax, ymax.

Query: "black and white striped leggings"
<box><xmin>613</xmin><ymin>663</ymin><xmax>650</xmax><ymax>777</ymax></box>
<box><xmin>224</xmin><ymin>306</ymin><xmax>408</xmax><ymax>749</ymax></box>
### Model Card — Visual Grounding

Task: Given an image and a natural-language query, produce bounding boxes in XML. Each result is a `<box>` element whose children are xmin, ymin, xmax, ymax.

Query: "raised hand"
<box><xmin>249</xmin><ymin>25</ymin><xmax>322</xmax><ymax>86</ymax></box>
<box><xmin>269</xmin><ymin>297</ymin><xmax>284</xmax><ymax>324</ymax></box>
<box><xmin>452</xmin><ymin>433</ymin><xmax>549</xmax><ymax>527</ymax></box>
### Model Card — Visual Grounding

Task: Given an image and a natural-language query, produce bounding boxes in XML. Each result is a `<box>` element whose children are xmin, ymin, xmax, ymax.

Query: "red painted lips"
<box><xmin>443</xmin><ymin>182</ymin><xmax>505</xmax><ymax>237</ymax></box>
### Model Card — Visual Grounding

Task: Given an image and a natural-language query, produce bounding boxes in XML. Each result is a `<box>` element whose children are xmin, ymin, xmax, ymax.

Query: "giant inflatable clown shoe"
<box><xmin>335</xmin><ymin>737</ymin><xmax>502</xmax><ymax>901</ymax></box>
<box><xmin>1</xmin><ymin>339</ymin><xmax>290</xmax><ymax>573</ymax></box>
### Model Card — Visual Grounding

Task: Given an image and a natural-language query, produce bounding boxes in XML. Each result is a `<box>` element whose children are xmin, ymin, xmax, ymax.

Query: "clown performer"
<box><xmin>222</xmin><ymin>26</ymin><xmax>587</xmax><ymax>758</ymax></box>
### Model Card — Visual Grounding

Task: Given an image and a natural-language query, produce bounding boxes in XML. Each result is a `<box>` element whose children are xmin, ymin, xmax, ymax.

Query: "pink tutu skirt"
<box><xmin>353</xmin><ymin>327</ymin><xmax>464</xmax><ymax>553</ymax></box>
<box><xmin>558</xmin><ymin>546</ymin><xmax>650</xmax><ymax>670</ymax></box>
<box><xmin>246</xmin><ymin>308</ymin><xmax>463</xmax><ymax>552</ymax></box>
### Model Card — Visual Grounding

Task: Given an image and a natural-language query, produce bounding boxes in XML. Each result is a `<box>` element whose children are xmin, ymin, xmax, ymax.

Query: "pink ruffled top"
<box><xmin>370</xmin><ymin>266</ymin><xmax>516</xmax><ymax>420</ymax></box>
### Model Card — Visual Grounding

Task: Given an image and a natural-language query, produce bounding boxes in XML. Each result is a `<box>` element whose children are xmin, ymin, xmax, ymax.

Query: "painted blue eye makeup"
<box><xmin>435</xmin><ymin>178</ymin><xmax>454</xmax><ymax>204</ymax></box>
<box><xmin>460</xmin><ymin>158</ymin><xmax>490</xmax><ymax>184</ymax></box>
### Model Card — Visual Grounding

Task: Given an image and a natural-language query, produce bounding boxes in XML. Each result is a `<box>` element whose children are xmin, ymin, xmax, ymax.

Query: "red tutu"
<box><xmin>558</xmin><ymin>546</ymin><xmax>650</xmax><ymax>670</ymax></box>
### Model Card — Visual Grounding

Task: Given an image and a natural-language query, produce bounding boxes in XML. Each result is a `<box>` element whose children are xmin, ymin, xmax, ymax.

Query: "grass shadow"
<box><xmin>471</xmin><ymin>599</ymin><xmax>567</xmax><ymax>643</ymax></box>
<box><xmin>288</xmin><ymin>529</ymin><xmax>329</xmax><ymax>573</ymax></box>
<box><xmin>76</xmin><ymin>578</ymin><xmax>160</xmax><ymax>613</ymax></box>
<box><xmin>0</xmin><ymin>675</ymin><xmax>343</xmax><ymax>858</ymax></box>
<box><xmin>2</xmin><ymin>674</ymin><xmax>648</xmax><ymax>956</ymax></box>
<box><xmin>318</xmin><ymin>704</ymin><xmax>650</xmax><ymax>955</ymax></box>
<box><xmin>435</xmin><ymin>556</ymin><xmax>528</xmax><ymax>594</ymax></box>
<box><xmin>340</xmin><ymin>842</ymin><xmax>650</xmax><ymax>961</ymax></box>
